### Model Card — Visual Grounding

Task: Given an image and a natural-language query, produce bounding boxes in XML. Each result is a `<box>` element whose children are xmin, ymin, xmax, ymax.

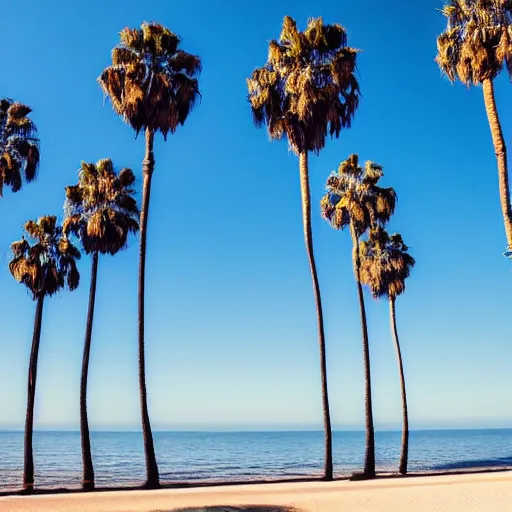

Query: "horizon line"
<box><xmin>0</xmin><ymin>427</ymin><xmax>511</xmax><ymax>434</ymax></box>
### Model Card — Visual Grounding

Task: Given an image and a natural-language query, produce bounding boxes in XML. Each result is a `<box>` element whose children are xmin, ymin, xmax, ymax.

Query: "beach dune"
<box><xmin>0</xmin><ymin>472</ymin><xmax>511</xmax><ymax>512</ymax></box>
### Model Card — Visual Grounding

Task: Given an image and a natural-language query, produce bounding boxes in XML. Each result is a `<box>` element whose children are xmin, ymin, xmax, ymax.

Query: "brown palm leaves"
<box><xmin>436</xmin><ymin>0</ymin><xmax>512</xmax><ymax>84</ymax></box>
<box><xmin>247</xmin><ymin>16</ymin><xmax>360</xmax><ymax>155</ymax></box>
<box><xmin>9</xmin><ymin>216</ymin><xmax>80</xmax><ymax>300</ymax></box>
<box><xmin>0</xmin><ymin>98</ymin><xmax>40</xmax><ymax>196</ymax></box>
<box><xmin>63</xmin><ymin>158</ymin><xmax>139</xmax><ymax>255</ymax></box>
<box><xmin>98</xmin><ymin>22</ymin><xmax>202</xmax><ymax>138</ymax></box>
<box><xmin>359</xmin><ymin>227</ymin><xmax>415</xmax><ymax>301</ymax></box>
<box><xmin>321</xmin><ymin>154</ymin><xmax>396</xmax><ymax>235</ymax></box>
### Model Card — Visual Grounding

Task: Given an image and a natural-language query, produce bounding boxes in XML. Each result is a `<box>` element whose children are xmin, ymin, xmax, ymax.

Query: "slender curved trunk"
<box><xmin>23</xmin><ymin>294</ymin><xmax>44</xmax><ymax>492</ymax></box>
<box><xmin>139</xmin><ymin>127</ymin><xmax>160</xmax><ymax>488</ymax></box>
<box><xmin>298</xmin><ymin>151</ymin><xmax>333</xmax><ymax>481</ymax></box>
<box><xmin>350</xmin><ymin>224</ymin><xmax>375</xmax><ymax>478</ymax></box>
<box><xmin>80</xmin><ymin>251</ymin><xmax>98</xmax><ymax>490</ymax></box>
<box><xmin>482</xmin><ymin>79</ymin><xmax>512</xmax><ymax>250</ymax></box>
<box><xmin>389</xmin><ymin>297</ymin><xmax>409</xmax><ymax>475</ymax></box>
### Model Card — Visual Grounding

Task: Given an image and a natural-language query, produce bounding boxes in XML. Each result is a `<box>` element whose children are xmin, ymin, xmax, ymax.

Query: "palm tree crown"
<box><xmin>0</xmin><ymin>99</ymin><xmax>40</xmax><ymax>196</ymax></box>
<box><xmin>321</xmin><ymin>154</ymin><xmax>397</xmax><ymax>234</ymax></box>
<box><xmin>63</xmin><ymin>158</ymin><xmax>139</xmax><ymax>255</ymax></box>
<box><xmin>359</xmin><ymin>227</ymin><xmax>415</xmax><ymax>300</ymax></box>
<box><xmin>9</xmin><ymin>216</ymin><xmax>80</xmax><ymax>299</ymax></box>
<box><xmin>247</xmin><ymin>16</ymin><xmax>360</xmax><ymax>155</ymax></box>
<box><xmin>436</xmin><ymin>0</ymin><xmax>512</xmax><ymax>85</ymax></box>
<box><xmin>98</xmin><ymin>22</ymin><xmax>202</xmax><ymax>138</ymax></box>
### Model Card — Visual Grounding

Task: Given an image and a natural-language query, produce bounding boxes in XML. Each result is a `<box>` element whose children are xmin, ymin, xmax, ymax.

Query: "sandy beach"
<box><xmin>0</xmin><ymin>471</ymin><xmax>511</xmax><ymax>512</ymax></box>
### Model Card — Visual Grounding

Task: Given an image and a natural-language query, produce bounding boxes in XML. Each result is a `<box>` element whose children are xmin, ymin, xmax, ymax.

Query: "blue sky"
<box><xmin>0</xmin><ymin>0</ymin><xmax>510</xmax><ymax>432</ymax></box>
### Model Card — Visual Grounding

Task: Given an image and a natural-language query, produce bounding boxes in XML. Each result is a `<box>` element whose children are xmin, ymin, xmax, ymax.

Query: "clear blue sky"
<box><xmin>0</xmin><ymin>0</ymin><xmax>510</xmax><ymax>432</ymax></box>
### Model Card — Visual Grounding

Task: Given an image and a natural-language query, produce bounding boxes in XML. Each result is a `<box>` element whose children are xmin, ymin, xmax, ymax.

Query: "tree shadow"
<box><xmin>430</xmin><ymin>456</ymin><xmax>512</xmax><ymax>471</ymax></box>
<box><xmin>159</xmin><ymin>507</ymin><xmax>303</xmax><ymax>512</ymax></box>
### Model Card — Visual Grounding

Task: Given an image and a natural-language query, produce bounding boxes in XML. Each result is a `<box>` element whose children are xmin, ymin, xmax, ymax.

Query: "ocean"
<box><xmin>0</xmin><ymin>429</ymin><xmax>511</xmax><ymax>491</ymax></box>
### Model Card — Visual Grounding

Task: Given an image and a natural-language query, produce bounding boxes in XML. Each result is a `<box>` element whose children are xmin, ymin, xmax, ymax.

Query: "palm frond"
<box><xmin>247</xmin><ymin>16</ymin><xmax>360</xmax><ymax>155</ymax></box>
<box><xmin>359</xmin><ymin>226</ymin><xmax>415</xmax><ymax>300</ymax></box>
<box><xmin>99</xmin><ymin>22</ymin><xmax>201</xmax><ymax>137</ymax></box>
<box><xmin>0</xmin><ymin>98</ymin><xmax>40</xmax><ymax>195</ymax></box>
<box><xmin>9</xmin><ymin>216</ymin><xmax>81</xmax><ymax>300</ymax></box>
<box><xmin>63</xmin><ymin>158</ymin><xmax>140</xmax><ymax>255</ymax></box>
<box><xmin>321</xmin><ymin>154</ymin><xmax>396</xmax><ymax>236</ymax></box>
<box><xmin>436</xmin><ymin>0</ymin><xmax>512</xmax><ymax>84</ymax></box>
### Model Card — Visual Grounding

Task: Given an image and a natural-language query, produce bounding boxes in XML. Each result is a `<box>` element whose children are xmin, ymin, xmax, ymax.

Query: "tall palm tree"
<box><xmin>321</xmin><ymin>155</ymin><xmax>396</xmax><ymax>478</ymax></box>
<box><xmin>64</xmin><ymin>158</ymin><xmax>139</xmax><ymax>490</ymax></box>
<box><xmin>436</xmin><ymin>0</ymin><xmax>512</xmax><ymax>255</ymax></box>
<box><xmin>247</xmin><ymin>16</ymin><xmax>360</xmax><ymax>480</ymax></box>
<box><xmin>359</xmin><ymin>227</ymin><xmax>415</xmax><ymax>475</ymax></box>
<box><xmin>98</xmin><ymin>22</ymin><xmax>201</xmax><ymax>488</ymax></box>
<box><xmin>0</xmin><ymin>98</ymin><xmax>40</xmax><ymax>196</ymax></box>
<box><xmin>9</xmin><ymin>216</ymin><xmax>80</xmax><ymax>491</ymax></box>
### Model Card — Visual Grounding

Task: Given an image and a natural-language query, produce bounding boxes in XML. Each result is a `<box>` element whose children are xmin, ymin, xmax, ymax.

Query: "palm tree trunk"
<box><xmin>139</xmin><ymin>127</ymin><xmax>160</xmax><ymax>488</ymax></box>
<box><xmin>80</xmin><ymin>251</ymin><xmax>98</xmax><ymax>490</ymax></box>
<box><xmin>482</xmin><ymin>78</ymin><xmax>512</xmax><ymax>250</ymax></box>
<box><xmin>298</xmin><ymin>151</ymin><xmax>333</xmax><ymax>481</ymax></box>
<box><xmin>349</xmin><ymin>223</ymin><xmax>375</xmax><ymax>478</ymax></box>
<box><xmin>389</xmin><ymin>297</ymin><xmax>409</xmax><ymax>475</ymax></box>
<box><xmin>23</xmin><ymin>294</ymin><xmax>44</xmax><ymax>492</ymax></box>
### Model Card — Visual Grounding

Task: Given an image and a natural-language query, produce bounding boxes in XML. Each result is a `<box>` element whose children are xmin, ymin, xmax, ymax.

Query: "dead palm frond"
<box><xmin>0</xmin><ymin>98</ymin><xmax>40</xmax><ymax>196</ymax></box>
<box><xmin>9</xmin><ymin>216</ymin><xmax>81</xmax><ymax>300</ymax></box>
<box><xmin>98</xmin><ymin>22</ymin><xmax>202</xmax><ymax>139</ymax></box>
<box><xmin>247</xmin><ymin>16</ymin><xmax>361</xmax><ymax>155</ymax></box>
<box><xmin>359</xmin><ymin>226</ymin><xmax>415</xmax><ymax>300</ymax></box>
<box><xmin>321</xmin><ymin>154</ymin><xmax>396</xmax><ymax>236</ymax></box>
<box><xmin>436</xmin><ymin>0</ymin><xmax>512</xmax><ymax>85</ymax></box>
<box><xmin>64</xmin><ymin>158</ymin><xmax>139</xmax><ymax>255</ymax></box>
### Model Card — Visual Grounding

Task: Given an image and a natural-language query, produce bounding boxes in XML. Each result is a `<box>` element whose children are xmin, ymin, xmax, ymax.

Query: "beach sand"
<box><xmin>0</xmin><ymin>471</ymin><xmax>511</xmax><ymax>512</ymax></box>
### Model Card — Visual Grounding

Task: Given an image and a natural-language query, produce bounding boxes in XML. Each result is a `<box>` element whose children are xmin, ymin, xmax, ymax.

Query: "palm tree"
<box><xmin>98</xmin><ymin>22</ymin><xmax>201</xmax><ymax>488</ymax></box>
<box><xmin>63</xmin><ymin>158</ymin><xmax>139</xmax><ymax>490</ymax></box>
<box><xmin>247</xmin><ymin>16</ymin><xmax>360</xmax><ymax>480</ymax></box>
<box><xmin>9</xmin><ymin>216</ymin><xmax>80</xmax><ymax>491</ymax></box>
<box><xmin>436</xmin><ymin>0</ymin><xmax>512</xmax><ymax>255</ymax></box>
<box><xmin>359</xmin><ymin>227</ymin><xmax>415</xmax><ymax>475</ymax></box>
<box><xmin>0</xmin><ymin>98</ymin><xmax>40</xmax><ymax>196</ymax></box>
<box><xmin>321</xmin><ymin>155</ymin><xmax>396</xmax><ymax>478</ymax></box>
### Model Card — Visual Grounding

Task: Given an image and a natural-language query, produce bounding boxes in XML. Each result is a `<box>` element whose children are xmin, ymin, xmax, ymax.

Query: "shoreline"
<box><xmin>0</xmin><ymin>471</ymin><xmax>511</xmax><ymax>512</ymax></box>
<box><xmin>0</xmin><ymin>466</ymin><xmax>510</xmax><ymax>497</ymax></box>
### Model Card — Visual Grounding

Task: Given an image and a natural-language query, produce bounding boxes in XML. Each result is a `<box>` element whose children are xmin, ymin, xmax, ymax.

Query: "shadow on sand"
<box><xmin>158</xmin><ymin>507</ymin><xmax>302</xmax><ymax>512</ymax></box>
<box><xmin>431</xmin><ymin>456</ymin><xmax>512</xmax><ymax>471</ymax></box>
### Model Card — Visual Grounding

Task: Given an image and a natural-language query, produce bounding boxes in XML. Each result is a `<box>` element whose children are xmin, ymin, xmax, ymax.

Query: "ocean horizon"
<box><xmin>0</xmin><ymin>428</ymin><xmax>511</xmax><ymax>491</ymax></box>
<box><xmin>0</xmin><ymin>427</ymin><xmax>511</xmax><ymax>434</ymax></box>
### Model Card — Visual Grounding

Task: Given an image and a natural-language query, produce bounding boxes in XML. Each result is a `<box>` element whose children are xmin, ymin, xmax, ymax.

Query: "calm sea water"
<box><xmin>0</xmin><ymin>429</ymin><xmax>511</xmax><ymax>491</ymax></box>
